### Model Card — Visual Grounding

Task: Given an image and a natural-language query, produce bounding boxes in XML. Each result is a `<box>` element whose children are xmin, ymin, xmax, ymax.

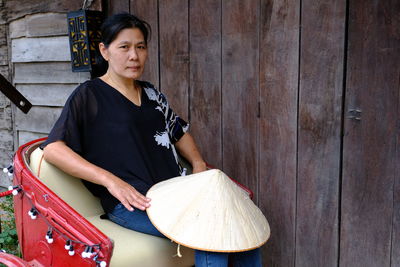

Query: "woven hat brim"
<box><xmin>146</xmin><ymin>169</ymin><xmax>270</xmax><ymax>252</ymax></box>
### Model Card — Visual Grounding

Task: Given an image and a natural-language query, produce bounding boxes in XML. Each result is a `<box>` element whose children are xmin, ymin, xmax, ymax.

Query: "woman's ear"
<box><xmin>99</xmin><ymin>43</ymin><xmax>109</xmax><ymax>61</ymax></box>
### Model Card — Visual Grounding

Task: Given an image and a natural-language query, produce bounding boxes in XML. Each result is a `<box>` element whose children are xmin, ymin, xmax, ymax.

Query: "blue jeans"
<box><xmin>108</xmin><ymin>203</ymin><xmax>262</xmax><ymax>267</ymax></box>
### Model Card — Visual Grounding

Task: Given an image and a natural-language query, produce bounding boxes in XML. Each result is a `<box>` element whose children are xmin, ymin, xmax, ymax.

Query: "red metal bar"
<box><xmin>0</xmin><ymin>252</ymin><xmax>31</xmax><ymax>267</ymax></box>
<box><xmin>0</xmin><ymin>190</ymin><xmax>13</xmax><ymax>197</ymax></box>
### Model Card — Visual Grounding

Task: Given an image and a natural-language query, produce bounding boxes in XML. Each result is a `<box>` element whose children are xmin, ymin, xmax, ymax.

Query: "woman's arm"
<box><xmin>43</xmin><ymin>141</ymin><xmax>150</xmax><ymax>211</ymax></box>
<box><xmin>174</xmin><ymin>132</ymin><xmax>207</xmax><ymax>174</ymax></box>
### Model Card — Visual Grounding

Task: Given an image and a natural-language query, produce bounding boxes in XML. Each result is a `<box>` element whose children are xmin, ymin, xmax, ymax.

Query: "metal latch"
<box><xmin>347</xmin><ymin>109</ymin><xmax>362</xmax><ymax>121</ymax></box>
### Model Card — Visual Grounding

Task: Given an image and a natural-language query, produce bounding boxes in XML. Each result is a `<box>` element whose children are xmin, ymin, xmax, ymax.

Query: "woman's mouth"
<box><xmin>128</xmin><ymin>66</ymin><xmax>140</xmax><ymax>71</ymax></box>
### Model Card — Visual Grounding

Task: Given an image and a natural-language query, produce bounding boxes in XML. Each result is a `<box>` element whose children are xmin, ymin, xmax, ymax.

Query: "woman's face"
<box><xmin>100</xmin><ymin>27</ymin><xmax>148</xmax><ymax>80</ymax></box>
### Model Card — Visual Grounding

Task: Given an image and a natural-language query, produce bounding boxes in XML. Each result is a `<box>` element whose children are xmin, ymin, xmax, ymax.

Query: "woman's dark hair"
<box><xmin>101</xmin><ymin>13</ymin><xmax>151</xmax><ymax>47</ymax></box>
<box><xmin>93</xmin><ymin>13</ymin><xmax>151</xmax><ymax>77</ymax></box>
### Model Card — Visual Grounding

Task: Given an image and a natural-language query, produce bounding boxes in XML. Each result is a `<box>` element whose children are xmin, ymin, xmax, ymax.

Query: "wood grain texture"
<box><xmin>0</xmin><ymin>1</ymin><xmax>6</xmax><ymax>24</ymax></box>
<box><xmin>389</xmin><ymin>4</ymin><xmax>400</xmax><ymax>267</ymax></box>
<box><xmin>0</xmin><ymin>24</ymin><xmax>6</xmax><ymax>46</ymax></box>
<box><xmin>15</xmin><ymin>106</ymin><xmax>62</xmax><ymax>133</ymax></box>
<box><xmin>107</xmin><ymin>0</ymin><xmax>130</xmax><ymax>15</ymax></box>
<box><xmin>17</xmin><ymin>131</ymin><xmax>47</xmax><ymax>148</ymax></box>
<box><xmin>9</xmin><ymin>18</ymin><xmax>26</xmax><ymax>39</ymax></box>
<box><xmin>14</xmin><ymin>62</ymin><xmax>90</xmax><ymax>83</ymax></box>
<box><xmin>296</xmin><ymin>0</ymin><xmax>346</xmax><ymax>266</ymax></box>
<box><xmin>0</xmin><ymin>66</ymin><xmax>9</xmax><ymax>80</ymax></box>
<box><xmin>12</xmin><ymin>36</ymin><xmax>70</xmax><ymax>62</ymax></box>
<box><xmin>9</xmin><ymin>13</ymin><xmax>68</xmax><ymax>38</ymax></box>
<box><xmin>393</xmin><ymin>82</ymin><xmax>400</xmax><ymax>267</ymax></box>
<box><xmin>189</xmin><ymin>0</ymin><xmax>222</xmax><ymax>168</ymax></box>
<box><xmin>0</xmin><ymin>95</ymin><xmax>12</xmax><ymax>131</ymax></box>
<box><xmin>0</xmin><ymin>129</ymin><xmax>13</xmax><ymax>150</ymax></box>
<box><xmin>3</xmin><ymin>0</ymin><xmax>100</xmax><ymax>22</ymax></box>
<box><xmin>0</xmin><ymin>45</ymin><xmax>7</xmax><ymax>65</ymax></box>
<box><xmin>159</xmin><ymin>0</ymin><xmax>189</xmax><ymax>120</ymax></box>
<box><xmin>221</xmin><ymin>0</ymin><xmax>259</xmax><ymax>200</ymax></box>
<box><xmin>25</xmin><ymin>12</ymin><xmax>67</xmax><ymax>37</ymax></box>
<box><xmin>340</xmin><ymin>0</ymin><xmax>399</xmax><ymax>266</ymax></box>
<box><xmin>130</xmin><ymin>0</ymin><xmax>160</xmax><ymax>88</ymax></box>
<box><xmin>259</xmin><ymin>0</ymin><xmax>299</xmax><ymax>266</ymax></box>
<box><xmin>17</xmin><ymin>84</ymin><xmax>77</xmax><ymax>106</ymax></box>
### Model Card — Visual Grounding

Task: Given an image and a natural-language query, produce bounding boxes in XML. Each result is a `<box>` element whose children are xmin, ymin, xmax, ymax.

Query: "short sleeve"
<box><xmin>41</xmin><ymin>82</ymin><xmax>97</xmax><ymax>153</ymax></box>
<box><xmin>142</xmin><ymin>82</ymin><xmax>189</xmax><ymax>144</ymax></box>
<box><xmin>162</xmin><ymin>93</ymin><xmax>189</xmax><ymax>143</ymax></box>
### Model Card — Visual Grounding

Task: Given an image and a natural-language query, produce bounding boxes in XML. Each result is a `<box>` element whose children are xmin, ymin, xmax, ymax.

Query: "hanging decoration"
<box><xmin>67</xmin><ymin>0</ymin><xmax>104</xmax><ymax>74</ymax></box>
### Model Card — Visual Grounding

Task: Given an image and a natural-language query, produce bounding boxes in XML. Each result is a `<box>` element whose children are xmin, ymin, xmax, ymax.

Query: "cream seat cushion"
<box><xmin>29</xmin><ymin>147</ymin><xmax>194</xmax><ymax>267</ymax></box>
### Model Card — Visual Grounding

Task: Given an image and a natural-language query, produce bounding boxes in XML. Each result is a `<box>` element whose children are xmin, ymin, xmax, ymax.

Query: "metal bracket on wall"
<box><xmin>0</xmin><ymin>73</ymin><xmax>32</xmax><ymax>114</ymax></box>
<box><xmin>347</xmin><ymin>109</ymin><xmax>362</xmax><ymax>121</ymax></box>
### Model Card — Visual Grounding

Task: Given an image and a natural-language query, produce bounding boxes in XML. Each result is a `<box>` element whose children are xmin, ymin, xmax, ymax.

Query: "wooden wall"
<box><xmin>0</xmin><ymin>0</ymin><xmax>397</xmax><ymax>265</ymax></box>
<box><xmin>10</xmin><ymin>13</ymin><xmax>89</xmax><ymax>146</ymax></box>
<box><xmin>0</xmin><ymin>0</ymin><xmax>102</xmax><ymax>187</ymax></box>
<box><xmin>107</xmin><ymin>1</ymin><xmax>400</xmax><ymax>266</ymax></box>
<box><xmin>0</xmin><ymin>0</ymin><xmax>15</xmax><ymax>187</ymax></box>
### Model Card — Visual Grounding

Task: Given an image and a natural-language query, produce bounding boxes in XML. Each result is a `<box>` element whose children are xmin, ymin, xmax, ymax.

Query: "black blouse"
<box><xmin>41</xmin><ymin>78</ymin><xmax>189</xmax><ymax>213</ymax></box>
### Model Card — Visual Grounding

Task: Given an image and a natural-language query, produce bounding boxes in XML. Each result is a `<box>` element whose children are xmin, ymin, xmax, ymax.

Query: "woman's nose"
<box><xmin>129</xmin><ymin>48</ymin><xmax>139</xmax><ymax>60</ymax></box>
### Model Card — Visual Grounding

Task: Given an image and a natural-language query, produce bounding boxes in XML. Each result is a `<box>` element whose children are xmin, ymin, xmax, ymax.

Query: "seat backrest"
<box><xmin>29</xmin><ymin>147</ymin><xmax>104</xmax><ymax>217</ymax></box>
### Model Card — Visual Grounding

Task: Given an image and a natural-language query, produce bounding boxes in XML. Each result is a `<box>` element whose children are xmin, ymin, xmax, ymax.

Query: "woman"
<box><xmin>42</xmin><ymin>13</ymin><xmax>261</xmax><ymax>267</ymax></box>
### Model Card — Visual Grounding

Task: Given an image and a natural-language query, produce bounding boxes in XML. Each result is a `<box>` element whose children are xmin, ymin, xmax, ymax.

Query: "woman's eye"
<box><xmin>137</xmin><ymin>45</ymin><xmax>146</xmax><ymax>50</ymax></box>
<box><xmin>119</xmin><ymin>45</ymin><xmax>128</xmax><ymax>49</ymax></box>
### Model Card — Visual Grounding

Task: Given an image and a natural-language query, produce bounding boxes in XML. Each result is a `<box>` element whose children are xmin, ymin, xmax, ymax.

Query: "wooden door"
<box><xmin>106</xmin><ymin>1</ymin><xmax>400</xmax><ymax>266</ymax></box>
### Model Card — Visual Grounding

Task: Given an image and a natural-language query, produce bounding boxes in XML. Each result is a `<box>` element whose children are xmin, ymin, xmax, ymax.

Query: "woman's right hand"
<box><xmin>104</xmin><ymin>176</ymin><xmax>151</xmax><ymax>211</ymax></box>
<box><xmin>43</xmin><ymin>141</ymin><xmax>151</xmax><ymax>212</ymax></box>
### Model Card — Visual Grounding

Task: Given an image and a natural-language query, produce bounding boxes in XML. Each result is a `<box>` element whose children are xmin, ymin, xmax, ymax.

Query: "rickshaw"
<box><xmin>0</xmin><ymin>138</ymin><xmax>253</xmax><ymax>266</ymax></box>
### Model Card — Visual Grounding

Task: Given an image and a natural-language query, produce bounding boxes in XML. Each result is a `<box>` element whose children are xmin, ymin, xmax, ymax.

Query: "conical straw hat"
<box><xmin>146</xmin><ymin>169</ymin><xmax>270</xmax><ymax>252</ymax></box>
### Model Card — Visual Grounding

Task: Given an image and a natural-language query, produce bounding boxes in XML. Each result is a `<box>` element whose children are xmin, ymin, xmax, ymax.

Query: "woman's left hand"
<box><xmin>175</xmin><ymin>133</ymin><xmax>207</xmax><ymax>174</ymax></box>
<box><xmin>192</xmin><ymin>161</ymin><xmax>207</xmax><ymax>174</ymax></box>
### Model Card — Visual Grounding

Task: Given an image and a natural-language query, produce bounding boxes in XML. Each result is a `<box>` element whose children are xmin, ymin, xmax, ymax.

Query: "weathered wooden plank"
<box><xmin>296</xmin><ymin>1</ymin><xmax>346</xmax><ymax>266</ymax></box>
<box><xmin>130</xmin><ymin>0</ymin><xmax>159</xmax><ymax>88</ymax></box>
<box><xmin>10</xmin><ymin>13</ymin><xmax>68</xmax><ymax>39</ymax></box>
<box><xmin>259</xmin><ymin>0</ymin><xmax>299</xmax><ymax>265</ymax></box>
<box><xmin>15</xmin><ymin>106</ymin><xmax>62</xmax><ymax>133</ymax></box>
<box><xmin>12</xmin><ymin>36</ymin><xmax>70</xmax><ymax>63</ymax></box>
<box><xmin>9</xmin><ymin>17</ymin><xmax>26</xmax><ymax>39</ymax></box>
<box><xmin>14</xmin><ymin>62</ymin><xmax>90</xmax><ymax>84</ymax></box>
<box><xmin>394</xmin><ymin>115</ymin><xmax>400</xmax><ymax>267</ymax></box>
<box><xmin>0</xmin><ymin>45</ymin><xmax>7</xmax><ymax>65</ymax></box>
<box><xmin>0</xmin><ymin>65</ymin><xmax>9</xmax><ymax>79</ymax></box>
<box><xmin>159</xmin><ymin>0</ymin><xmax>189</xmax><ymax>120</ymax></box>
<box><xmin>188</xmin><ymin>0</ymin><xmax>222</xmax><ymax>168</ymax></box>
<box><xmin>0</xmin><ymin>129</ymin><xmax>13</xmax><ymax>150</ymax></box>
<box><xmin>0</xmin><ymin>95</ymin><xmax>12</xmax><ymax>131</ymax></box>
<box><xmin>0</xmin><ymin>24</ymin><xmax>6</xmax><ymax>46</ymax></box>
<box><xmin>4</xmin><ymin>0</ymin><xmax>82</xmax><ymax>22</ymax></box>
<box><xmin>17</xmin><ymin>131</ymin><xmax>47</xmax><ymax>148</ymax></box>
<box><xmin>0</xmin><ymin>2</ymin><xmax>6</xmax><ymax>24</ymax></box>
<box><xmin>26</xmin><ymin>13</ymin><xmax>68</xmax><ymax>37</ymax></box>
<box><xmin>222</xmin><ymin>0</ymin><xmax>259</xmax><ymax>198</ymax></box>
<box><xmin>0</xmin><ymin>24</ymin><xmax>7</xmax><ymax>66</ymax></box>
<box><xmin>340</xmin><ymin>0</ymin><xmax>399</xmax><ymax>266</ymax></box>
<box><xmin>107</xmin><ymin>0</ymin><xmax>130</xmax><ymax>15</ymax></box>
<box><xmin>16</xmin><ymin>84</ymin><xmax>77</xmax><ymax>107</ymax></box>
<box><xmin>390</xmin><ymin>4</ymin><xmax>400</xmax><ymax>267</ymax></box>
